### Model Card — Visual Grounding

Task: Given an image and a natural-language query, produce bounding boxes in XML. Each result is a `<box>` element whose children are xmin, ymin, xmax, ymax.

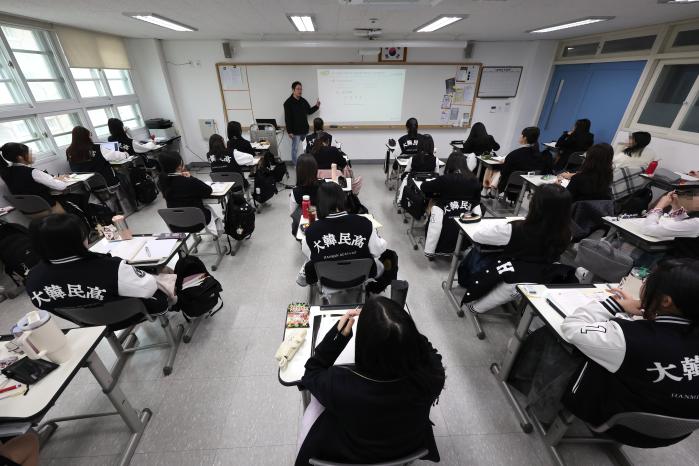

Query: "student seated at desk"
<box><xmin>398</xmin><ymin>117</ymin><xmax>423</xmax><ymax>156</ymax></box>
<box><xmin>422</xmin><ymin>153</ymin><xmax>481</xmax><ymax>257</ymax></box>
<box><xmin>158</xmin><ymin>151</ymin><xmax>216</xmax><ymax>232</ymax></box>
<box><xmin>0</xmin><ymin>432</ymin><xmax>39</xmax><ymax>466</ymax></box>
<box><xmin>290</xmin><ymin>154</ymin><xmax>323</xmax><ymax>236</ymax></box>
<box><xmin>613</xmin><ymin>131</ymin><xmax>657</xmax><ymax>170</ymax></box>
<box><xmin>310</xmin><ymin>132</ymin><xmax>347</xmax><ymax>171</ymax></box>
<box><xmin>462</xmin><ymin>122</ymin><xmax>500</xmax><ymax>157</ymax></box>
<box><xmin>0</xmin><ymin>142</ymin><xmax>72</xmax><ymax>215</ymax></box>
<box><xmin>559</xmin><ymin>143</ymin><xmax>613</xmax><ymax>203</ymax></box>
<box><xmin>496</xmin><ymin>126</ymin><xmax>552</xmax><ymax>197</ymax></box>
<box><xmin>207</xmin><ymin>133</ymin><xmax>254</xmax><ymax>174</ymax></box>
<box><xmin>611</xmin><ymin>166</ymin><xmax>651</xmax><ymax>215</ymax></box>
<box><xmin>305</xmin><ymin>117</ymin><xmax>332</xmax><ymax>153</ymax></box>
<box><xmin>107</xmin><ymin>118</ymin><xmax>159</xmax><ymax>161</ymax></box>
<box><xmin>639</xmin><ymin>190</ymin><xmax>699</xmax><ymax>238</ymax></box>
<box><xmin>25</xmin><ymin>214</ymin><xmax>168</xmax><ymax>321</ymax></box>
<box><xmin>553</xmin><ymin>118</ymin><xmax>594</xmax><ymax>171</ymax></box>
<box><xmin>561</xmin><ymin>259</ymin><xmax>699</xmax><ymax>447</ymax></box>
<box><xmin>67</xmin><ymin>126</ymin><xmax>127</xmax><ymax>189</ymax></box>
<box><xmin>297</xmin><ymin>183</ymin><xmax>386</xmax><ymax>287</ymax></box>
<box><xmin>460</xmin><ymin>184</ymin><xmax>573</xmax><ymax>314</ymax></box>
<box><xmin>297</xmin><ymin>297</ymin><xmax>445</xmax><ymax>465</ymax></box>
<box><xmin>226</xmin><ymin>120</ymin><xmax>256</xmax><ymax>157</ymax></box>
<box><xmin>396</xmin><ymin>135</ymin><xmax>437</xmax><ymax>201</ymax></box>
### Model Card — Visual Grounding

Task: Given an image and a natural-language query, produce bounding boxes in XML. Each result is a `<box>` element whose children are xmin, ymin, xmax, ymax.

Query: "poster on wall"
<box><xmin>441</xmin><ymin>94</ymin><xmax>453</xmax><ymax>109</ymax></box>
<box><xmin>445</xmin><ymin>78</ymin><xmax>456</xmax><ymax>94</ymax></box>
<box><xmin>456</xmin><ymin>65</ymin><xmax>480</xmax><ymax>83</ymax></box>
<box><xmin>452</xmin><ymin>84</ymin><xmax>466</xmax><ymax>105</ymax></box>
<box><xmin>220</xmin><ymin>65</ymin><xmax>244</xmax><ymax>90</ymax></box>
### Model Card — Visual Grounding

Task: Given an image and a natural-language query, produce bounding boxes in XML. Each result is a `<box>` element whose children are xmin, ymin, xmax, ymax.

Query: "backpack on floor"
<box><xmin>0</xmin><ymin>223</ymin><xmax>39</xmax><ymax>284</ymax></box>
<box><xmin>400</xmin><ymin>180</ymin><xmax>427</xmax><ymax>220</ymax></box>
<box><xmin>130</xmin><ymin>167</ymin><xmax>158</xmax><ymax>204</ymax></box>
<box><xmin>224</xmin><ymin>196</ymin><xmax>255</xmax><ymax>241</ymax></box>
<box><xmin>174</xmin><ymin>256</ymin><xmax>223</xmax><ymax>319</ymax></box>
<box><xmin>345</xmin><ymin>192</ymin><xmax>368</xmax><ymax>215</ymax></box>
<box><xmin>253</xmin><ymin>168</ymin><xmax>277</xmax><ymax>204</ymax></box>
<box><xmin>87</xmin><ymin>202</ymin><xmax>115</xmax><ymax>227</ymax></box>
<box><xmin>271</xmin><ymin>161</ymin><xmax>288</xmax><ymax>183</ymax></box>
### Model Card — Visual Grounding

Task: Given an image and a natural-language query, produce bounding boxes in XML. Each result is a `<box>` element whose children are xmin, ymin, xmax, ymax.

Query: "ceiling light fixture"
<box><xmin>658</xmin><ymin>0</ymin><xmax>699</xmax><ymax>3</ymax></box>
<box><xmin>415</xmin><ymin>15</ymin><xmax>466</xmax><ymax>33</ymax></box>
<box><xmin>528</xmin><ymin>17</ymin><xmax>614</xmax><ymax>34</ymax></box>
<box><xmin>287</xmin><ymin>14</ymin><xmax>316</xmax><ymax>32</ymax></box>
<box><xmin>123</xmin><ymin>13</ymin><xmax>197</xmax><ymax>31</ymax></box>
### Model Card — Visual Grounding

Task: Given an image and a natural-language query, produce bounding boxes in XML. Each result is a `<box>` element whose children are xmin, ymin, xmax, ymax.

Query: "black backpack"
<box><xmin>0</xmin><ymin>223</ymin><xmax>39</xmax><ymax>284</ymax></box>
<box><xmin>130</xmin><ymin>167</ymin><xmax>158</xmax><ymax>204</ymax></box>
<box><xmin>253</xmin><ymin>168</ymin><xmax>277</xmax><ymax>204</ymax></box>
<box><xmin>174</xmin><ymin>256</ymin><xmax>223</xmax><ymax>319</ymax></box>
<box><xmin>224</xmin><ymin>196</ymin><xmax>255</xmax><ymax>241</ymax></box>
<box><xmin>87</xmin><ymin>202</ymin><xmax>115</xmax><ymax>227</ymax></box>
<box><xmin>400</xmin><ymin>180</ymin><xmax>427</xmax><ymax>220</ymax></box>
<box><xmin>345</xmin><ymin>192</ymin><xmax>368</xmax><ymax>215</ymax></box>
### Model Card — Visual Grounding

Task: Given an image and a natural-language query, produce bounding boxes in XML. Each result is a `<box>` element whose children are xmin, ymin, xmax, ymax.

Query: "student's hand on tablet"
<box><xmin>610</xmin><ymin>288</ymin><xmax>643</xmax><ymax>316</ymax></box>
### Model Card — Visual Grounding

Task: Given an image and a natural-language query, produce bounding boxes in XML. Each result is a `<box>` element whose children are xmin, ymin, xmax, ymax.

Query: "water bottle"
<box><xmin>645</xmin><ymin>160</ymin><xmax>658</xmax><ymax>175</ymax></box>
<box><xmin>301</xmin><ymin>195</ymin><xmax>310</xmax><ymax>219</ymax></box>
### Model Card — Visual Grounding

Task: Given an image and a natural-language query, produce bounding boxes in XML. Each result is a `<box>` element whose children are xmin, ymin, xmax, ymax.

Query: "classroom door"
<box><xmin>538</xmin><ymin>61</ymin><xmax>646</xmax><ymax>145</ymax></box>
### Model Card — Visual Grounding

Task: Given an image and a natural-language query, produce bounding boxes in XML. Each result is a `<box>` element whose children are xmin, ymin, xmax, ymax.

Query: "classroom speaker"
<box><xmin>222</xmin><ymin>41</ymin><xmax>234</xmax><ymax>59</ymax></box>
<box><xmin>464</xmin><ymin>42</ymin><xmax>475</xmax><ymax>59</ymax></box>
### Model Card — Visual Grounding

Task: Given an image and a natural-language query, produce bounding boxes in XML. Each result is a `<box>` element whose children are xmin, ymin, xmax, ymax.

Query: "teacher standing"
<box><xmin>284</xmin><ymin>81</ymin><xmax>320</xmax><ymax>165</ymax></box>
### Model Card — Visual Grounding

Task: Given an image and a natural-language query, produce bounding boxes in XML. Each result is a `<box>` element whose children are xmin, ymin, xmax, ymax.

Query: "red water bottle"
<box><xmin>645</xmin><ymin>160</ymin><xmax>658</xmax><ymax>175</ymax></box>
<box><xmin>301</xmin><ymin>195</ymin><xmax>310</xmax><ymax>219</ymax></box>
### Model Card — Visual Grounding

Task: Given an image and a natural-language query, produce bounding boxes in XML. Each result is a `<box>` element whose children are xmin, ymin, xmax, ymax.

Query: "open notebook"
<box><xmin>314</xmin><ymin>314</ymin><xmax>356</xmax><ymax>366</ymax></box>
<box><xmin>205</xmin><ymin>181</ymin><xmax>235</xmax><ymax>196</ymax></box>
<box><xmin>93</xmin><ymin>238</ymin><xmax>179</xmax><ymax>263</ymax></box>
<box><xmin>546</xmin><ymin>290</ymin><xmax>609</xmax><ymax>318</ymax></box>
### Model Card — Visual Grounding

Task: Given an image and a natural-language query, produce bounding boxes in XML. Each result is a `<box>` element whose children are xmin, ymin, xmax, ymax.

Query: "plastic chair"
<box><xmin>3</xmin><ymin>194</ymin><xmax>52</xmax><ymax>217</ymax></box>
<box><xmin>564</xmin><ymin>151</ymin><xmax>586</xmax><ymax>173</ymax></box>
<box><xmin>312</xmin><ymin>258</ymin><xmax>374</xmax><ymax>305</ymax></box>
<box><xmin>210</xmin><ymin>171</ymin><xmax>247</xmax><ymax>199</ymax></box>
<box><xmin>309</xmin><ymin>449</ymin><xmax>428</xmax><ymax>466</ymax></box>
<box><xmin>82</xmin><ymin>172</ymin><xmax>131</xmax><ymax>214</ymax></box>
<box><xmin>51</xmin><ymin>297</ymin><xmax>183</xmax><ymax>378</ymax></box>
<box><xmin>158</xmin><ymin>207</ymin><xmax>227</xmax><ymax>271</ymax></box>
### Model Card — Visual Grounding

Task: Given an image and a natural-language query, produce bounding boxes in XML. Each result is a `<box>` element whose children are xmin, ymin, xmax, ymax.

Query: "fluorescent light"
<box><xmin>124</xmin><ymin>13</ymin><xmax>197</xmax><ymax>31</ymax></box>
<box><xmin>415</xmin><ymin>15</ymin><xmax>466</xmax><ymax>33</ymax></box>
<box><xmin>287</xmin><ymin>15</ymin><xmax>316</xmax><ymax>32</ymax></box>
<box><xmin>528</xmin><ymin>17</ymin><xmax>614</xmax><ymax>34</ymax></box>
<box><xmin>659</xmin><ymin>0</ymin><xmax>699</xmax><ymax>3</ymax></box>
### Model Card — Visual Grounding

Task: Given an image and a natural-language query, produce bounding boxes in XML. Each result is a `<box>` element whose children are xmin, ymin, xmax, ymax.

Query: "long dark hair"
<box><xmin>417</xmin><ymin>133</ymin><xmax>434</xmax><ymax>156</ymax></box>
<box><xmin>66</xmin><ymin>126</ymin><xmax>94</xmax><ymax>163</ymax></box>
<box><xmin>444</xmin><ymin>151</ymin><xmax>476</xmax><ymax>180</ymax></box>
<box><xmin>316</xmin><ymin>181</ymin><xmax>345</xmax><ymax>219</ymax></box>
<box><xmin>157</xmin><ymin>151</ymin><xmax>183</xmax><ymax>196</ymax></box>
<box><xmin>624</xmin><ymin>131</ymin><xmax>651</xmax><ymax>156</ymax></box>
<box><xmin>406</xmin><ymin>117</ymin><xmax>418</xmax><ymax>138</ymax></box>
<box><xmin>311</xmin><ymin>131</ymin><xmax>331</xmax><ymax>155</ymax></box>
<box><xmin>574</xmin><ymin>118</ymin><xmax>591</xmax><ymax>134</ymax></box>
<box><xmin>29</xmin><ymin>214</ymin><xmax>93</xmax><ymax>262</ymax></box>
<box><xmin>108</xmin><ymin>118</ymin><xmax>128</xmax><ymax>140</ymax></box>
<box><xmin>208</xmin><ymin>134</ymin><xmax>227</xmax><ymax>160</ymax></box>
<box><xmin>578</xmin><ymin>143</ymin><xmax>613</xmax><ymax>194</ymax></box>
<box><xmin>641</xmin><ymin>259</ymin><xmax>699</xmax><ymax>324</ymax></box>
<box><xmin>296</xmin><ymin>153</ymin><xmax>318</xmax><ymax>188</ymax></box>
<box><xmin>226</xmin><ymin>121</ymin><xmax>243</xmax><ymax>146</ymax></box>
<box><xmin>0</xmin><ymin>142</ymin><xmax>29</xmax><ymax>178</ymax></box>
<box><xmin>522</xmin><ymin>184</ymin><xmax>572</xmax><ymax>260</ymax></box>
<box><xmin>465</xmin><ymin>122</ymin><xmax>490</xmax><ymax>146</ymax></box>
<box><xmin>355</xmin><ymin>297</ymin><xmax>445</xmax><ymax>400</ymax></box>
<box><xmin>313</xmin><ymin>117</ymin><xmax>324</xmax><ymax>133</ymax></box>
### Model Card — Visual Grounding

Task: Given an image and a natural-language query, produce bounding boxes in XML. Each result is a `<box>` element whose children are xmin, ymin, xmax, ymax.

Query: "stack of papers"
<box><xmin>182</xmin><ymin>273</ymin><xmax>207</xmax><ymax>290</ymax></box>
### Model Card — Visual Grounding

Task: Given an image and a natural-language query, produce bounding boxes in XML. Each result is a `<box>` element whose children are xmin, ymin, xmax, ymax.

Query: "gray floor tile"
<box><xmin>130</xmin><ymin>450</ymin><xmax>218</xmax><ymax>466</ymax></box>
<box><xmin>213</xmin><ymin>444</ymin><xmax>296</xmax><ymax>466</ymax></box>
<box><xmin>450</xmin><ymin>433</ymin><xmax>546</xmax><ymax>465</ymax></box>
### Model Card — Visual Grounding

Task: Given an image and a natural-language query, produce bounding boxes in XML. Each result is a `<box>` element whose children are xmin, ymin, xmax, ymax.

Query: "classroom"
<box><xmin>0</xmin><ymin>0</ymin><xmax>698</xmax><ymax>465</ymax></box>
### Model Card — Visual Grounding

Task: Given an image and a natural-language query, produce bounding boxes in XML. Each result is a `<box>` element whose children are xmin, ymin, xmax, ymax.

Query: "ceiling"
<box><xmin>3</xmin><ymin>0</ymin><xmax>699</xmax><ymax>42</ymax></box>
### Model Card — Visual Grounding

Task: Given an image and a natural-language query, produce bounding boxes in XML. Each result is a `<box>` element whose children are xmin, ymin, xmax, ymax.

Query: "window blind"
<box><xmin>55</xmin><ymin>26</ymin><xmax>130</xmax><ymax>69</ymax></box>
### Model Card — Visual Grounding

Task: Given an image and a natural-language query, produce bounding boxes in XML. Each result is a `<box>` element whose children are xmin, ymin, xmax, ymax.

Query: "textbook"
<box><xmin>286</xmin><ymin>303</ymin><xmax>310</xmax><ymax>329</ymax></box>
<box><xmin>92</xmin><ymin>237</ymin><xmax>179</xmax><ymax>263</ymax></box>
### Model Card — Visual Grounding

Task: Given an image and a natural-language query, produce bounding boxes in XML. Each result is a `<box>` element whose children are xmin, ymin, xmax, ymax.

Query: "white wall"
<box><xmin>614</xmin><ymin>131</ymin><xmax>698</xmax><ymax>172</ymax></box>
<box><xmin>125</xmin><ymin>38</ymin><xmax>177</xmax><ymax>123</ymax></box>
<box><xmin>139</xmin><ymin>39</ymin><xmax>557</xmax><ymax>164</ymax></box>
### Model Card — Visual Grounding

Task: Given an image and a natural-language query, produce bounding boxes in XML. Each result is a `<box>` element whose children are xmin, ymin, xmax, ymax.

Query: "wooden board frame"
<box><xmin>477</xmin><ymin>66</ymin><xmax>523</xmax><ymax>99</ymax></box>
<box><xmin>215</xmin><ymin>62</ymin><xmax>483</xmax><ymax>130</ymax></box>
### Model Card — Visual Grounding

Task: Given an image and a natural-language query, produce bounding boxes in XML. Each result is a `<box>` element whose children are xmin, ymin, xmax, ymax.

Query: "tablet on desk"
<box><xmin>99</xmin><ymin>142</ymin><xmax>119</xmax><ymax>152</ymax></box>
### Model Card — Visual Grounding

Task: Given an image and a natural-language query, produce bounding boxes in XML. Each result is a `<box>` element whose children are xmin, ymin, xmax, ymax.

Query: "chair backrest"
<box><xmin>158</xmin><ymin>207</ymin><xmax>206</xmax><ymax>232</ymax></box>
<box><xmin>52</xmin><ymin>297</ymin><xmax>148</xmax><ymax>327</ymax></box>
<box><xmin>210</xmin><ymin>171</ymin><xmax>244</xmax><ymax>186</ymax></box>
<box><xmin>83</xmin><ymin>172</ymin><xmax>112</xmax><ymax>191</ymax></box>
<box><xmin>315</xmin><ymin>258</ymin><xmax>374</xmax><ymax>290</ymax></box>
<box><xmin>309</xmin><ymin>449</ymin><xmax>428</xmax><ymax>466</ymax></box>
<box><xmin>565</xmin><ymin>151</ymin><xmax>586</xmax><ymax>172</ymax></box>
<box><xmin>591</xmin><ymin>411</ymin><xmax>699</xmax><ymax>440</ymax></box>
<box><xmin>503</xmin><ymin>171</ymin><xmax>527</xmax><ymax>191</ymax></box>
<box><xmin>3</xmin><ymin>194</ymin><xmax>52</xmax><ymax>215</ymax></box>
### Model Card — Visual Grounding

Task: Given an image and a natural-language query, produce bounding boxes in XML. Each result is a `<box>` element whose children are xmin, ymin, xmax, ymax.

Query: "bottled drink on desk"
<box><xmin>331</xmin><ymin>163</ymin><xmax>338</xmax><ymax>181</ymax></box>
<box><xmin>645</xmin><ymin>160</ymin><xmax>658</xmax><ymax>175</ymax></box>
<box><xmin>111</xmin><ymin>215</ymin><xmax>132</xmax><ymax>240</ymax></box>
<box><xmin>301</xmin><ymin>195</ymin><xmax>310</xmax><ymax>219</ymax></box>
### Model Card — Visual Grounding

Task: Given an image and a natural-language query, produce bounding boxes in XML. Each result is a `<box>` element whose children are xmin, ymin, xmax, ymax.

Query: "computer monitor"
<box><xmin>255</xmin><ymin>118</ymin><xmax>278</xmax><ymax>129</ymax></box>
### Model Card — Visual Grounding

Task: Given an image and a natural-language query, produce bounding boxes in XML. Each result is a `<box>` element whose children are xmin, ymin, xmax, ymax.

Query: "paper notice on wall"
<box><xmin>452</xmin><ymin>84</ymin><xmax>466</xmax><ymax>105</ymax></box>
<box><xmin>440</xmin><ymin>109</ymin><xmax>450</xmax><ymax>123</ymax></box>
<box><xmin>461</xmin><ymin>107</ymin><xmax>472</xmax><ymax>127</ymax></box>
<box><xmin>457</xmin><ymin>65</ymin><xmax>480</xmax><ymax>83</ymax></box>
<box><xmin>462</xmin><ymin>83</ymin><xmax>476</xmax><ymax>103</ymax></box>
<box><xmin>441</xmin><ymin>94</ymin><xmax>453</xmax><ymax>109</ymax></box>
<box><xmin>220</xmin><ymin>65</ymin><xmax>244</xmax><ymax>90</ymax></box>
<box><xmin>449</xmin><ymin>107</ymin><xmax>460</xmax><ymax>122</ymax></box>
<box><xmin>445</xmin><ymin>78</ymin><xmax>456</xmax><ymax>94</ymax></box>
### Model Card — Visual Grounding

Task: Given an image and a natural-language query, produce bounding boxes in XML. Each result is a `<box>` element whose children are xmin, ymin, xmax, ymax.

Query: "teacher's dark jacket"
<box><xmin>296</xmin><ymin>325</ymin><xmax>445</xmax><ymax>465</ymax></box>
<box><xmin>284</xmin><ymin>95</ymin><xmax>319</xmax><ymax>135</ymax></box>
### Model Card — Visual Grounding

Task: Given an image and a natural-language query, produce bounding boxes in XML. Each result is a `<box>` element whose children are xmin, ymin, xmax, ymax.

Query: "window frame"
<box><xmin>663</xmin><ymin>21</ymin><xmax>699</xmax><ymax>54</ymax></box>
<box><xmin>40</xmin><ymin>109</ymin><xmax>86</xmax><ymax>149</ymax></box>
<box><xmin>86</xmin><ymin>105</ymin><xmax>117</xmax><ymax>141</ymax></box>
<box><xmin>103</xmin><ymin>68</ymin><xmax>135</xmax><ymax>97</ymax></box>
<box><xmin>0</xmin><ymin>115</ymin><xmax>54</xmax><ymax>161</ymax></box>
<box><xmin>70</xmin><ymin>67</ymin><xmax>109</xmax><ymax>100</ymax></box>
<box><xmin>116</xmin><ymin>102</ymin><xmax>144</xmax><ymax>130</ymax></box>
<box><xmin>556</xmin><ymin>25</ymin><xmax>663</xmax><ymax>61</ymax></box>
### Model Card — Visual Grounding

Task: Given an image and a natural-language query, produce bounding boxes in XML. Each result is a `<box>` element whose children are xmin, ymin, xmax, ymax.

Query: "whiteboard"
<box><xmin>217</xmin><ymin>63</ymin><xmax>482</xmax><ymax>128</ymax></box>
<box><xmin>478</xmin><ymin>66</ymin><xmax>523</xmax><ymax>98</ymax></box>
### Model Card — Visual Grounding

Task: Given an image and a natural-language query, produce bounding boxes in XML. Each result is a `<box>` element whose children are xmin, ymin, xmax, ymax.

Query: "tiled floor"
<box><xmin>1</xmin><ymin>164</ymin><xmax>697</xmax><ymax>465</ymax></box>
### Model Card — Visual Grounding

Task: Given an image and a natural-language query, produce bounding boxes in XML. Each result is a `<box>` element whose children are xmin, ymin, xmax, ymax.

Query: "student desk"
<box><xmin>490</xmin><ymin>283</ymin><xmax>614</xmax><ymax>434</ymax></box>
<box><xmin>89</xmin><ymin>233</ymin><xmax>190</xmax><ymax>269</ymax></box>
<box><xmin>601</xmin><ymin>216</ymin><xmax>677</xmax><ymax>252</ymax></box>
<box><xmin>476</xmin><ymin>155</ymin><xmax>504</xmax><ymax>179</ymax></box>
<box><xmin>0</xmin><ymin>326</ymin><xmax>151</xmax><ymax>466</ymax></box>
<box><xmin>296</xmin><ymin>214</ymin><xmax>382</xmax><ymax>242</ymax></box>
<box><xmin>109</xmin><ymin>156</ymin><xmax>136</xmax><ymax>167</ymax></box>
<box><xmin>393</xmin><ymin>157</ymin><xmax>445</xmax><ymax>193</ymax></box>
<box><xmin>640</xmin><ymin>172</ymin><xmax>699</xmax><ymax>192</ymax></box>
<box><xmin>51</xmin><ymin>173</ymin><xmax>95</xmax><ymax>195</ymax></box>
<box><xmin>204</xmin><ymin>181</ymin><xmax>235</xmax><ymax>213</ymax></box>
<box><xmin>442</xmin><ymin>217</ymin><xmax>523</xmax><ymax>317</ymax></box>
<box><xmin>251</xmin><ymin>141</ymin><xmax>270</xmax><ymax>152</ymax></box>
<box><xmin>512</xmin><ymin>175</ymin><xmax>568</xmax><ymax>216</ymax></box>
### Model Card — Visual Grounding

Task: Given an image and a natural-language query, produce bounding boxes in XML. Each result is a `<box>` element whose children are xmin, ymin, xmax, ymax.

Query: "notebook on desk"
<box><xmin>92</xmin><ymin>238</ymin><xmax>179</xmax><ymax>263</ymax></box>
<box><xmin>311</xmin><ymin>313</ymin><xmax>356</xmax><ymax>366</ymax></box>
<box><xmin>545</xmin><ymin>289</ymin><xmax>609</xmax><ymax>318</ymax></box>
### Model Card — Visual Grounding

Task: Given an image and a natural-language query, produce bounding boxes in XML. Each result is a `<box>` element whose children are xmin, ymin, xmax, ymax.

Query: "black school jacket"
<box><xmin>162</xmin><ymin>174</ymin><xmax>213</xmax><ymax>226</ymax></box>
<box><xmin>498</xmin><ymin>145</ymin><xmax>552</xmax><ymax>192</ymax></box>
<box><xmin>312</xmin><ymin>146</ymin><xmax>347</xmax><ymax>171</ymax></box>
<box><xmin>297</xmin><ymin>325</ymin><xmax>444</xmax><ymax>465</ymax></box>
<box><xmin>462</xmin><ymin>136</ymin><xmax>500</xmax><ymax>156</ymax></box>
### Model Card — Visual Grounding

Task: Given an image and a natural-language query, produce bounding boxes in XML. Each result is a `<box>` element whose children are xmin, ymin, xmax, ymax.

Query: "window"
<box><xmin>43</xmin><ymin>112</ymin><xmax>81</xmax><ymax>147</ymax></box>
<box><xmin>673</xmin><ymin>29</ymin><xmax>699</xmax><ymax>48</ymax></box>
<box><xmin>103</xmin><ymin>69</ymin><xmax>133</xmax><ymax>96</ymax></box>
<box><xmin>87</xmin><ymin>106</ymin><xmax>114</xmax><ymax>139</ymax></box>
<box><xmin>638</xmin><ymin>64</ymin><xmax>699</xmax><ymax>128</ymax></box>
<box><xmin>1</xmin><ymin>26</ymin><xmax>70</xmax><ymax>102</ymax></box>
<box><xmin>561</xmin><ymin>43</ymin><xmax>599</xmax><ymax>58</ymax></box>
<box><xmin>0</xmin><ymin>117</ymin><xmax>51</xmax><ymax>158</ymax></box>
<box><xmin>116</xmin><ymin>104</ymin><xmax>143</xmax><ymax>130</ymax></box>
<box><xmin>0</xmin><ymin>51</ymin><xmax>24</xmax><ymax>106</ymax></box>
<box><xmin>601</xmin><ymin>35</ymin><xmax>656</xmax><ymax>54</ymax></box>
<box><xmin>70</xmin><ymin>68</ymin><xmax>107</xmax><ymax>98</ymax></box>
